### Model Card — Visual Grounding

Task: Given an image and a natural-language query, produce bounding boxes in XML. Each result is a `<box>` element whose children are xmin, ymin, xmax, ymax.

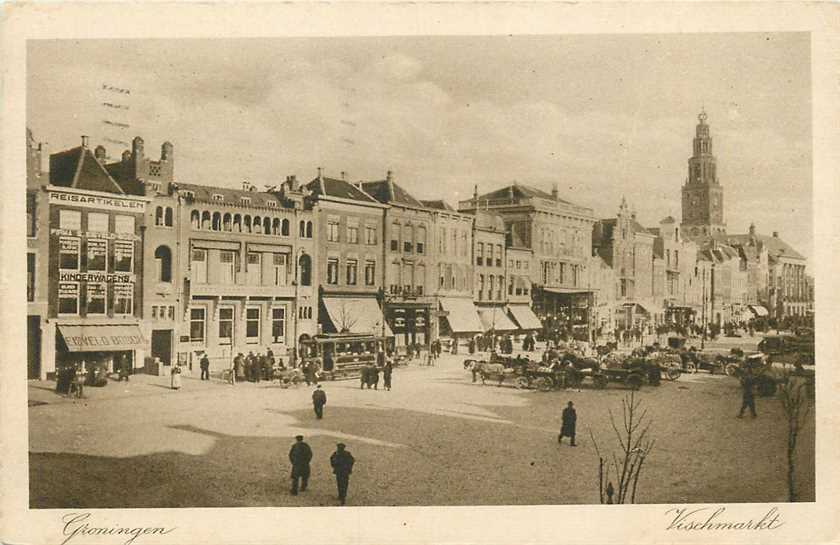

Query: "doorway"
<box><xmin>27</xmin><ymin>316</ymin><xmax>41</xmax><ymax>379</ymax></box>
<box><xmin>151</xmin><ymin>329</ymin><xmax>173</xmax><ymax>366</ymax></box>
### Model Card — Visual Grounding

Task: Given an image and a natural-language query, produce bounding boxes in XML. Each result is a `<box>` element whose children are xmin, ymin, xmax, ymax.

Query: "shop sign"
<box><xmin>59</xmin><ymin>236</ymin><xmax>80</xmax><ymax>252</ymax></box>
<box><xmin>58</xmin><ymin>272</ymin><xmax>134</xmax><ymax>283</ymax></box>
<box><xmin>114</xmin><ymin>284</ymin><xmax>134</xmax><ymax>297</ymax></box>
<box><xmin>58</xmin><ymin>282</ymin><xmax>79</xmax><ymax>296</ymax></box>
<box><xmin>48</xmin><ymin>189</ymin><xmax>146</xmax><ymax>212</ymax></box>
<box><xmin>114</xmin><ymin>240</ymin><xmax>134</xmax><ymax>259</ymax></box>
<box><xmin>51</xmin><ymin>228</ymin><xmax>139</xmax><ymax>241</ymax></box>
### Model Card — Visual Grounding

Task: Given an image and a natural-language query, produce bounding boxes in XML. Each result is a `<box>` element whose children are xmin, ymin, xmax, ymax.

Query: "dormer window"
<box><xmin>212</xmin><ymin>194</ymin><xmax>224</xmax><ymax>202</ymax></box>
<box><xmin>181</xmin><ymin>190</ymin><xmax>195</xmax><ymax>200</ymax></box>
<box><xmin>240</xmin><ymin>197</ymin><xmax>251</xmax><ymax>205</ymax></box>
<box><xmin>265</xmin><ymin>201</ymin><xmax>277</xmax><ymax>208</ymax></box>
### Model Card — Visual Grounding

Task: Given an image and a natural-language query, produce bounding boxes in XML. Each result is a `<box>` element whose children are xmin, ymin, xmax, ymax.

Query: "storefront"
<box><xmin>384</xmin><ymin>303</ymin><xmax>431</xmax><ymax>348</ymax></box>
<box><xmin>54</xmin><ymin>322</ymin><xmax>147</xmax><ymax>387</ymax></box>
<box><xmin>437</xmin><ymin>297</ymin><xmax>483</xmax><ymax>353</ymax></box>
<box><xmin>507</xmin><ymin>304</ymin><xmax>543</xmax><ymax>332</ymax></box>
<box><xmin>476</xmin><ymin>306</ymin><xmax>518</xmax><ymax>334</ymax></box>
<box><xmin>320</xmin><ymin>296</ymin><xmax>393</xmax><ymax>337</ymax></box>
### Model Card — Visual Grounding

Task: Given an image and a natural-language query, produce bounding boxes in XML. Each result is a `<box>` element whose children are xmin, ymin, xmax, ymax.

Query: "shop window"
<box><xmin>365</xmin><ymin>260</ymin><xmax>376</xmax><ymax>286</ymax></box>
<box><xmin>190</xmin><ymin>308</ymin><xmax>206</xmax><ymax>342</ymax></box>
<box><xmin>86</xmin><ymin>283</ymin><xmax>106</xmax><ymax>315</ymax></box>
<box><xmin>299</xmin><ymin>254</ymin><xmax>312</xmax><ymax>286</ymax></box>
<box><xmin>115</xmin><ymin>215</ymin><xmax>135</xmax><ymax>234</ymax></box>
<box><xmin>113</xmin><ymin>240</ymin><xmax>134</xmax><ymax>273</ymax></box>
<box><xmin>113</xmin><ymin>283</ymin><xmax>133</xmax><ymax>315</ymax></box>
<box><xmin>58</xmin><ymin>282</ymin><xmax>79</xmax><ymax>315</ymax></box>
<box><xmin>155</xmin><ymin>245</ymin><xmax>172</xmax><ymax>282</ymax></box>
<box><xmin>272</xmin><ymin>307</ymin><xmax>286</xmax><ymax>343</ymax></box>
<box><xmin>59</xmin><ymin>236</ymin><xmax>80</xmax><ymax>270</ymax></box>
<box><xmin>220</xmin><ymin>251</ymin><xmax>236</xmax><ymax>284</ymax></box>
<box><xmin>88</xmin><ymin>212</ymin><xmax>109</xmax><ymax>233</ymax></box>
<box><xmin>59</xmin><ymin>210</ymin><xmax>81</xmax><ymax>231</ymax></box>
<box><xmin>247</xmin><ymin>252</ymin><xmax>262</xmax><ymax>285</ymax></box>
<box><xmin>218</xmin><ymin>307</ymin><xmax>234</xmax><ymax>345</ymax></box>
<box><xmin>191</xmin><ymin>249</ymin><xmax>207</xmax><ymax>284</ymax></box>
<box><xmin>246</xmin><ymin>307</ymin><xmax>261</xmax><ymax>343</ymax></box>
<box><xmin>327</xmin><ymin>258</ymin><xmax>339</xmax><ymax>285</ymax></box>
<box><xmin>346</xmin><ymin>259</ymin><xmax>358</xmax><ymax>285</ymax></box>
<box><xmin>86</xmin><ymin>239</ymin><xmax>108</xmax><ymax>272</ymax></box>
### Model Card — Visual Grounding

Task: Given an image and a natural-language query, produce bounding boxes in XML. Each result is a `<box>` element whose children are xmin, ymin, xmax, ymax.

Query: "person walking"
<box><xmin>330</xmin><ymin>443</ymin><xmax>355</xmax><ymax>505</ymax></box>
<box><xmin>229</xmin><ymin>355</ymin><xmax>238</xmax><ymax>385</ymax></box>
<box><xmin>558</xmin><ymin>401</ymin><xmax>577</xmax><ymax>446</ymax></box>
<box><xmin>383</xmin><ymin>361</ymin><xmax>393</xmax><ymax>391</ymax></box>
<box><xmin>737</xmin><ymin>368</ymin><xmax>757</xmax><ymax>418</ymax></box>
<box><xmin>170</xmin><ymin>362</ymin><xmax>182</xmax><ymax>390</ymax></box>
<box><xmin>200</xmin><ymin>353</ymin><xmax>210</xmax><ymax>381</ymax></box>
<box><xmin>288</xmin><ymin>435</ymin><xmax>313</xmax><ymax>495</ymax></box>
<box><xmin>312</xmin><ymin>384</ymin><xmax>327</xmax><ymax>419</ymax></box>
<box><xmin>235</xmin><ymin>353</ymin><xmax>246</xmax><ymax>383</ymax></box>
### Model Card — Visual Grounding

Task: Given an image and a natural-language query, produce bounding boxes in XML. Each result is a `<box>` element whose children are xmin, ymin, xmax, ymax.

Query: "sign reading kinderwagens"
<box><xmin>58</xmin><ymin>272</ymin><xmax>134</xmax><ymax>283</ymax></box>
<box><xmin>48</xmin><ymin>188</ymin><xmax>147</xmax><ymax>212</ymax></box>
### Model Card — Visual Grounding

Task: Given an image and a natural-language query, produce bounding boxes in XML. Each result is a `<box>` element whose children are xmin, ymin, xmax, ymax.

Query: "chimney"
<box><xmin>386</xmin><ymin>170</ymin><xmax>393</xmax><ymax>182</ymax></box>
<box><xmin>473</xmin><ymin>184</ymin><xmax>479</xmax><ymax>204</ymax></box>
<box><xmin>317</xmin><ymin>167</ymin><xmax>323</xmax><ymax>181</ymax></box>
<box><xmin>749</xmin><ymin>223</ymin><xmax>756</xmax><ymax>236</ymax></box>
<box><xmin>340</xmin><ymin>171</ymin><xmax>347</xmax><ymax>181</ymax></box>
<box><xmin>81</xmin><ymin>135</ymin><xmax>89</xmax><ymax>148</ymax></box>
<box><xmin>94</xmin><ymin>145</ymin><xmax>107</xmax><ymax>163</ymax></box>
<box><xmin>242</xmin><ymin>180</ymin><xmax>251</xmax><ymax>192</ymax></box>
<box><xmin>288</xmin><ymin>175</ymin><xmax>298</xmax><ymax>191</ymax></box>
<box><xmin>161</xmin><ymin>141</ymin><xmax>174</xmax><ymax>161</ymax></box>
<box><xmin>121</xmin><ymin>150</ymin><xmax>131</xmax><ymax>163</ymax></box>
<box><xmin>551</xmin><ymin>183</ymin><xmax>558</xmax><ymax>200</ymax></box>
<box><xmin>38</xmin><ymin>142</ymin><xmax>49</xmax><ymax>174</ymax></box>
<box><xmin>772</xmin><ymin>231</ymin><xmax>779</xmax><ymax>238</ymax></box>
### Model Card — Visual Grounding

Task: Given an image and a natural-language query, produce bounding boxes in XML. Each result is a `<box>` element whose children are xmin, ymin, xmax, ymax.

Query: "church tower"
<box><xmin>681</xmin><ymin>110</ymin><xmax>725</xmax><ymax>238</ymax></box>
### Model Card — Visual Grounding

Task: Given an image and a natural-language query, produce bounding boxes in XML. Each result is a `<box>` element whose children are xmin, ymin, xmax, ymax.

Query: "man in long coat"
<box><xmin>558</xmin><ymin>401</ymin><xmax>577</xmax><ymax>446</ymax></box>
<box><xmin>288</xmin><ymin>435</ymin><xmax>313</xmax><ymax>495</ymax></box>
<box><xmin>738</xmin><ymin>368</ymin><xmax>757</xmax><ymax>418</ymax></box>
<box><xmin>330</xmin><ymin>443</ymin><xmax>355</xmax><ymax>505</ymax></box>
<box><xmin>312</xmin><ymin>385</ymin><xmax>327</xmax><ymax>419</ymax></box>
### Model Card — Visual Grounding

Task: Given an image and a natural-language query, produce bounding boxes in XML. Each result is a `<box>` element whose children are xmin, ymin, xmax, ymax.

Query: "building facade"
<box><xmin>469</xmin><ymin>210</ymin><xmax>518</xmax><ymax>334</ymax></box>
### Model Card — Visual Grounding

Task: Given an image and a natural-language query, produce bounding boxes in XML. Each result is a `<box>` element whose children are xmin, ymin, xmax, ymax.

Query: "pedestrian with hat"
<box><xmin>312</xmin><ymin>384</ymin><xmax>327</xmax><ymax>419</ymax></box>
<box><xmin>330</xmin><ymin>443</ymin><xmax>355</xmax><ymax>505</ymax></box>
<box><xmin>558</xmin><ymin>400</ymin><xmax>577</xmax><ymax>446</ymax></box>
<box><xmin>288</xmin><ymin>435</ymin><xmax>312</xmax><ymax>495</ymax></box>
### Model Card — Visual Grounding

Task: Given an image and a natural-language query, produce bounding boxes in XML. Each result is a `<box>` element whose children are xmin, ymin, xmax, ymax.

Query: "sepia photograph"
<box><xmin>22</xmin><ymin>32</ymin><xmax>817</xmax><ymax>511</ymax></box>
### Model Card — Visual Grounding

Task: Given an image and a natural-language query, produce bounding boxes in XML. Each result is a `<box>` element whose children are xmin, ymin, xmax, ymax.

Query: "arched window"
<box><xmin>263</xmin><ymin>217</ymin><xmax>271</xmax><ymax>235</ymax></box>
<box><xmin>253</xmin><ymin>216</ymin><xmax>263</xmax><ymax>234</ymax></box>
<box><xmin>233</xmin><ymin>214</ymin><xmax>242</xmax><ymax>232</ymax></box>
<box><xmin>299</xmin><ymin>254</ymin><xmax>312</xmax><ymax>286</ymax></box>
<box><xmin>190</xmin><ymin>210</ymin><xmax>200</xmax><ymax>229</ymax></box>
<box><xmin>299</xmin><ymin>220</ymin><xmax>306</xmax><ymax>238</ymax></box>
<box><xmin>272</xmin><ymin>218</ymin><xmax>281</xmax><ymax>235</ymax></box>
<box><xmin>155</xmin><ymin>206</ymin><xmax>164</xmax><ymax>226</ymax></box>
<box><xmin>306</xmin><ymin>221</ymin><xmax>313</xmax><ymax>238</ymax></box>
<box><xmin>154</xmin><ymin>245</ymin><xmax>172</xmax><ymax>283</ymax></box>
<box><xmin>223</xmin><ymin>213</ymin><xmax>232</xmax><ymax>232</ymax></box>
<box><xmin>244</xmin><ymin>215</ymin><xmax>252</xmax><ymax>233</ymax></box>
<box><xmin>201</xmin><ymin>211</ymin><xmax>211</xmax><ymax>230</ymax></box>
<box><xmin>282</xmin><ymin>218</ymin><xmax>290</xmax><ymax>236</ymax></box>
<box><xmin>212</xmin><ymin>212</ymin><xmax>221</xmax><ymax>231</ymax></box>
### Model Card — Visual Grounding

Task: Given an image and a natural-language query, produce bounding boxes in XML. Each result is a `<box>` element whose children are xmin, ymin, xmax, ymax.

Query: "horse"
<box><xmin>474</xmin><ymin>362</ymin><xmax>509</xmax><ymax>386</ymax></box>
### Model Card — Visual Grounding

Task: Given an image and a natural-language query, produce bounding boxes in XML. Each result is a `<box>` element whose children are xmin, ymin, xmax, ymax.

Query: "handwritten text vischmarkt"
<box><xmin>665</xmin><ymin>507</ymin><xmax>784</xmax><ymax>531</ymax></box>
<box><xmin>61</xmin><ymin>512</ymin><xmax>177</xmax><ymax>545</ymax></box>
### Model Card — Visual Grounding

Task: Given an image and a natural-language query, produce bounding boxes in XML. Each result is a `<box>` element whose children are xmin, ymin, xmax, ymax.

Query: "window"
<box><xmin>347</xmin><ymin>225</ymin><xmax>359</xmax><ymax>244</ymax></box>
<box><xmin>218</xmin><ymin>307</ymin><xmax>234</xmax><ymax>345</ymax></box>
<box><xmin>365</xmin><ymin>225</ymin><xmax>377</xmax><ymax>245</ymax></box>
<box><xmin>212</xmin><ymin>193</ymin><xmax>224</xmax><ymax>202</ymax></box>
<box><xmin>327</xmin><ymin>220</ymin><xmax>340</xmax><ymax>242</ymax></box>
<box><xmin>190</xmin><ymin>307</ymin><xmax>206</xmax><ymax>342</ymax></box>
<box><xmin>223</xmin><ymin>214</ymin><xmax>232</xmax><ymax>232</ymax></box>
<box><xmin>273</xmin><ymin>253</ymin><xmax>288</xmax><ymax>286</ymax></box>
<box><xmin>165</xmin><ymin>207</ymin><xmax>173</xmax><ymax>227</ymax></box>
<box><xmin>439</xmin><ymin>227</ymin><xmax>446</xmax><ymax>253</ymax></box>
<box><xmin>675</xmin><ymin>250</ymin><xmax>679</xmax><ymax>267</ymax></box>
<box><xmin>114</xmin><ymin>215</ymin><xmax>135</xmax><ymax>234</ymax></box>
<box><xmin>253</xmin><ymin>216</ymin><xmax>262</xmax><ymax>234</ymax></box>
<box><xmin>496</xmin><ymin>245</ymin><xmax>503</xmax><ymax>267</ymax></box>
<box><xmin>191</xmin><ymin>249</ymin><xmax>207</xmax><ymax>284</ymax></box>
<box><xmin>113</xmin><ymin>283</ymin><xmax>133</xmax><ymax>315</ymax></box>
<box><xmin>233</xmin><ymin>214</ymin><xmax>242</xmax><ymax>232</ymax></box>
<box><xmin>306</xmin><ymin>221</ymin><xmax>313</xmax><ymax>238</ymax></box>
<box><xmin>404</xmin><ymin>264</ymin><xmax>414</xmax><ymax>294</ymax></box>
<box><xmin>478</xmin><ymin>274</ymin><xmax>484</xmax><ymax>301</ymax></box>
<box><xmin>460</xmin><ymin>232</ymin><xmax>468</xmax><ymax>257</ymax></box>
<box><xmin>86</xmin><ymin>283</ymin><xmax>106</xmax><ymax>315</ymax></box>
<box><xmin>404</xmin><ymin>226</ymin><xmax>414</xmax><ymax>253</ymax></box>
<box><xmin>263</xmin><ymin>217</ymin><xmax>271</xmax><ymax>234</ymax></box>
<box><xmin>266</xmin><ymin>201</ymin><xmax>277</xmax><ymax>208</ymax></box>
<box><xmin>391</xmin><ymin>222</ymin><xmax>401</xmax><ymax>252</ymax></box>
<box><xmin>497</xmin><ymin>275</ymin><xmax>504</xmax><ymax>300</ymax></box>
<box><xmin>86</xmin><ymin>238</ymin><xmax>107</xmax><ymax>271</ymax></box>
<box><xmin>416</xmin><ymin>264</ymin><xmax>425</xmax><ymax>295</ymax></box>
<box><xmin>346</xmin><ymin>259</ymin><xmax>358</xmax><ymax>285</ymax></box>
<box><xmin>168</xmin><ymin>306</ymin><xmax>175</xmax><ymax>320</ymax></box>
<box><xmin>327</xmin><ymin>258</ymin><xmax>339</xmax><ymax>285</ymax></box>
<box><xmin>299</xmin><ymin>220</ymin><xmax>306</xmax><ymax>238</ymax></box>
<box><xmin>271</xmin><ymin>307</ymin><xmax>286</xmax><ymax>343</ymax></box>
<box><xmin>59</xmin><ymin>236</ymin><xmax>80</xmax><ymax>270</ymax></box>
<box><xmin>282</xmin><ymin>219</ymin><xmax>290</xmax><ymax>236</ymax></box>
<box><xmin>88</xmin><ymin>212</ymin><xmax>109</xmax><ymax>233</ymax></box>
<box><xmin>488</xmin><ymin>275</ymin><xmax>495</xmax><ymax>300</ymax></box>
<box><xmin>299</xmin><ymin>254</ymin><xmax>312</xmax><ymax>286</ymax></box>
<box><xmin>247</xmin><ymin>253</ymin><xmax>262</xmax><ymax>285</ymax></box>
<box><xmin>58</xmin><ymin>282</ymin><xmax>79</xmax><ymax>315</ymax></box>
<box><xmin>59</xmin><ymin>210</ymin><xmax>81</xmax><ymax>231</ymax></box>
<box><xmin>26</xmin><ymin>193</ymin><xmax>36</xmax><ymax>238</ymax></box>
<box><xmin>155</xmin><ymin>206</ymin><xmax>164</xmax><ymax>226</ymax></box>
<box><xmin>113</xmin><ymin>240</ymin><xmax>134</xmax><ymax>273</ymax></box>
<box><xmin>246</xmin><ymin>307</ymin><xmax>261</xmax><ymax>343</ymax></box>
<box><xmin>439</xmin><ymin>264</ymin><xmax>445</xmax><ymax>288</ymax></box>
<box><xmin>243</xmin><ymin>216</ymin><xmax>252</xmax><ymax>233</ymax></box>
<box><xmin>240</xmin><ymin>197</ymin><xmax>251</xmax><ymax>205</ymax></box>
<box><xmin>365</xmin><ymin>260</ymin><xmax>376</xmax><ymax>286</ymax></box>
<box><xmin>476</xmin><ymin>243</ymin><xmax>484</xmax><ymax>266</ymax></box>
<box><xmin>154</xmin><ymin>246</ymin><xmax>172</xmax><ymax>282</ymax></box>
<box><xmin>220</xmin><ymin>251</ymin><xmax>236</xmax><ymax>284</ymax></box>
<box><xmin>417</xmin><ymin>226</ymin><xmax>426</xmax><ymax>254</ymax></box>
<box><xmin>191</xmin><ymin>210</ymin><xmax>200</xmax><ymax>229</ymax></box>
<box><xmin>27</xmin><ymin>253</ymin><xmax>35</xmax><ymax>302</ymax></box>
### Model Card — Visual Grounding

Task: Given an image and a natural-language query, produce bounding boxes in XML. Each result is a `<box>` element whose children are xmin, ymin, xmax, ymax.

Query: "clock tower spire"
<box><xmin>681</xmin><ymin>109</ymin><xmax>726</xmax><ymax>238</ymax></box>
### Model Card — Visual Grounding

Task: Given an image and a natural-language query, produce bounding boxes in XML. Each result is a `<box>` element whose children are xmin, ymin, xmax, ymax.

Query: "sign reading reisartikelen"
<box><xmin>48</xmin><ymin>189</ymin><xmax>147</xmax><ymax>212</ymax></box>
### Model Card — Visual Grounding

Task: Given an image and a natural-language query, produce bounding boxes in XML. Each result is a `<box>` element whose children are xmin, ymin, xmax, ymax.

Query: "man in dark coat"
<box><xmin>330</xmin><ymin>443</ymin><xmax>355</xmax><ymax>505</ymax></box>
<box><xmin>738</xmin><ymin>368</ymin><xmax>757</xmax><ymax>418</ymax></box>
<box><xmin>288</xmin><ymin>435</ymin><xmax>312</xmax><ymax>495</ymax></box>
<box><xmin>558</xmin><ymin>401</ymin><xmax>577</xmax><ymax>446</ymax></box>
<box><xmin>383</xmin><ymin>361</ymin><xmax>393</xmax><ymax>391</ymax></box>
<box><xmin>199</xmin><ymin>354</ymin><xmax>210</xmax><ymax>381</ymax></box>
<box><xmin>312</xmin><ymin>384</ymin><xmax>327</xmax><ymax>419</ymax></box>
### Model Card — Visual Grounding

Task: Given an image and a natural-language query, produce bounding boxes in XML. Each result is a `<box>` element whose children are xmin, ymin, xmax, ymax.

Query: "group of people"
<box><xmin>288</xmin><ymin>435</ymin><xmax>356</xmax><ymax>505</ymax></box>
<box><xmin>360</xmin><ymin>352</ymin><xmax>393</xmax><ymax>390</ymax></box>
<box><xmin>229</xmin><ymin>350</ymin><xmax>285</xmax><ymax>384</ymax></box>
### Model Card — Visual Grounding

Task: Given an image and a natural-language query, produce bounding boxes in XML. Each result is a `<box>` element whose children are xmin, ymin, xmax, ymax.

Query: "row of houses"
<box><xmin>26</xmin><ymin>117</ymin><xmax>811</xmax><ymax>380</ymax></box>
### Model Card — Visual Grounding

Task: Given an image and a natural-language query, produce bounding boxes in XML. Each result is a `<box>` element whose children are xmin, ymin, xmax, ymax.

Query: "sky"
<box><xmin>27</xmin><ymin>34</ymin><xmax>812</xmax><ymax>262</ymax></box>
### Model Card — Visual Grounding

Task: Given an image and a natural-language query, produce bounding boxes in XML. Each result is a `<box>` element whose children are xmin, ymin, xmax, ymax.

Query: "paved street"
<box><xmin>29</xmin><ymin>350</ymin><xmax>814</xmax><ymax>507</ymax></box>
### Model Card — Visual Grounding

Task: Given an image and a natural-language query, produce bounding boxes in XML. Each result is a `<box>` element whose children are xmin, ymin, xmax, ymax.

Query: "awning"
<box><xmin>439</xmin><ymin>297</ymin><xmax>484</xmax><ymax>334</ymax></box>
<box><xmin>58</xmin><ymin>324</ymin><xmax>146</xmax><ymax>352</ymax></box>
<box><xmin>621</xmin><ymin>302</ymin><xmax>650</xmax><ymax>315</ymax></box>
<box><xmin>478</xmin><ymin>307</ymin><xmax>519</xmax><ymax>332</ymax></box>
<box><xmin>543</xmin><ymin>287</ymin><xmax>596</xmax><ymax>295</ymax></box>
<box><xmin>508</xmin><ymin>305</ymin><xmax>543</xmax><ymax>330</ymax></box>
<box><xmin>748</xmin><ymin>305</ymin><xmax>769</xmax><ymax>317</ymax></box>
<box><xmin>322</xmin><ymin>297</ymin><xmax>393</xmax><ymax>336</ymax></box>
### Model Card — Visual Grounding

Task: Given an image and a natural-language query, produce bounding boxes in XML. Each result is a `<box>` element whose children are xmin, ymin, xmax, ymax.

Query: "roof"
<box><xmin>660</xmin><ymin>216</ymin><xmax>676</xmax><ymax>224</ymax></box>
<box><xmin>49</xmin><ymin>146</ymin><xmax>130</xmax><ymax>195</ymax></box>
<box><xmin>104</xmin><ymin>161</ymin><xmax>144</xmax><ymax>195</ymax></box>
<box><xmin>477</xmin><ymin>183</ymin><xmax>575</xmax><ymax>206</ymax></box>
<box><xmin>421</xmin><ymin>199</ymin><xmax>455</xmax><ymax>211</ymax></box>
<box><xmin>177</xmin><ymin>182</ymin><xmax>283</xmax><ymax>208</ymax></box>
<box><xmin>719</xmin><ymin>232</ymin><xmax>805</xmax><ymax>261</ymax></box>
<box><xmin>305</xmin><ymin>175</ymin><xmax>379</xmax><ymax>204</ymax></box>
<box><xmin>597</xmin><ymin>218</ymin><xmax>652</xmax><ymax>236</ymax></box>
<box><xmin>360</xmin><ymin>179</ymin><xmax>425</xmax><ymax>208</ymax></box>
